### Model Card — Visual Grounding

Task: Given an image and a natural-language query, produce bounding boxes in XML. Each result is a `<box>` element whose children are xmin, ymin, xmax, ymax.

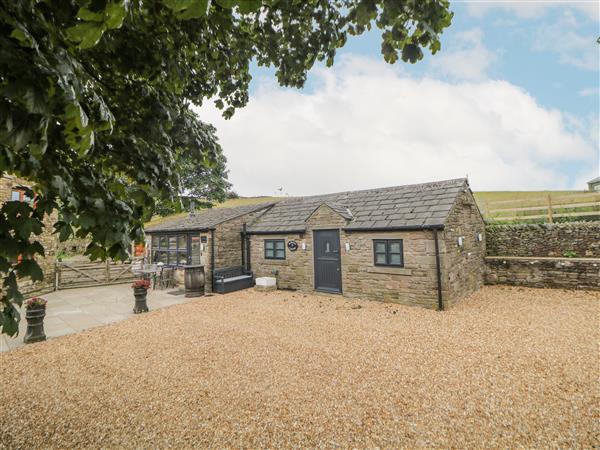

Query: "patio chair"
<box><xmin>157</xmin><ymin>266</ymin><xmax>174</xmax><ymax>290</ymax></box>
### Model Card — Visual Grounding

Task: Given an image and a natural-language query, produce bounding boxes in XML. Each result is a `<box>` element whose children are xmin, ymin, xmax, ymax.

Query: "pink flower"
<box><xmin>131</xmin><ymin>279</ymin><xmax>151</xmax><ymax>289</ymax></box>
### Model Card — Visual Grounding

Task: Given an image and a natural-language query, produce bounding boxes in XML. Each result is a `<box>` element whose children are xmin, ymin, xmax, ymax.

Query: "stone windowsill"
<box><xmin>260</xmin><ymin>259</ymin><xmax>289</xmax><ymax>266</ymax></box>
<box><xmin>366</xmin><ymin>267</ymin><xmax>412</xmax><ymax>276</ymax></box>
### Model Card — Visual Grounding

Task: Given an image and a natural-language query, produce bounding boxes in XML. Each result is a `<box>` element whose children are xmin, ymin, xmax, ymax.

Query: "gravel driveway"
<box><xmin>0</xmin><ymin>286</ymin><xmax>597</xmax><ymax>448</ymax></box>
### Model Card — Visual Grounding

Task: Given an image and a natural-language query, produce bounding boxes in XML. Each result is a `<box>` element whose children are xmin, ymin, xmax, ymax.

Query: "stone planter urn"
<box><xmin>23</xmin><ymin>297</ymin><xmax>47</xmax><ymax>344</ymax></box>
<box><xmin>131</xmin><ymin>280</ymin><xmax>150</xmax><ymax>313</ymax></box>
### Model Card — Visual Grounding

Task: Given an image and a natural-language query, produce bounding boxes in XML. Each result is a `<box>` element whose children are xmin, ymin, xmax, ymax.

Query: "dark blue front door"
<box><xmin>314</xmin><ymin>229</ymin><xmax>342</xmax><ymax>293</ymax></box>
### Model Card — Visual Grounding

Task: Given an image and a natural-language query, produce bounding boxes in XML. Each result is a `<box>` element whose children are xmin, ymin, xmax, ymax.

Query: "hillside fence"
<box><xmin>481</xmin><ymin>192</ymin><xmax>600</xmax><ymax>223</ymax></box>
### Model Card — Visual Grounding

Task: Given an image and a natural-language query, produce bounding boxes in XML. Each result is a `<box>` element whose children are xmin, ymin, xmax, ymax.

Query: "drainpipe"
<box><xmin>210</xmin><ymin>228</ymin><xmax>215</xmax><ymax>292</ymax></box>
<box><xmin>241</xmin><ymin>223</ymin><xmax>246</xmax><ymax>270</ymax></box>
<box><xmin>433</xmin><ymin>228</ymin><xmax>444</xmax><ymax>311</ymax></box>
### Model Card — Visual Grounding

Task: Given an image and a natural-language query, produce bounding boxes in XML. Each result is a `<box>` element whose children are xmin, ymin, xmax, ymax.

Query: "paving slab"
<box><xmin>0</xmin><ymin>284</ymin><xmax>190</xmax><ymax>352</ymax></box>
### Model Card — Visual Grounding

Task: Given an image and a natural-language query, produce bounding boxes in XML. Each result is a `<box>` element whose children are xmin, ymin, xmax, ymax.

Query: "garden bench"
<box><xmin>213</xmin><ymin>266</ymin><xmax>254</xmax><ymax>294</ymax></box>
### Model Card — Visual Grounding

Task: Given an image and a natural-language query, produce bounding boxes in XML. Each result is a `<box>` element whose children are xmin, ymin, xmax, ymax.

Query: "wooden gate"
<box><xmin>55</xmin><ymin>259</ymin><xmax>141</xmax><ymax>290</ymax></box>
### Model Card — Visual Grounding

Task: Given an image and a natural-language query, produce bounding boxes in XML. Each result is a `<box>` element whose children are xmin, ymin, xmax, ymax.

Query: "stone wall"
<box><xmin>214</xmin><ymin>209</ymin><xmax>266</xmax><ymax>269</ymax></box>
<box><xmin>486</xmin><ymin>222</ymin><xmax>600</xmax><ymax>258</ymax></box>
<box><xmin>443</xmin><ymin>189</ymin><xmax>487</xmax><ymax>306</ymax></box>
<box><xmin>0</xmin><ymin>175</ymin><xmax>57</xmax><ymax>296</ymax></box>
<box><xmin>485</xmin><ymin>256</ymin><xmax>600</xmax><ymax>290</ymax></box>
<box><xmin>250</xmin><ymin>204</ymin><xmax>455</xmax><ymax>309</ymax></box>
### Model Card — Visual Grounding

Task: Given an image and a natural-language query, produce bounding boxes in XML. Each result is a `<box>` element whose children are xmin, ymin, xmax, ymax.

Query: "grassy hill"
<box><xmin>146</xmin><ymin>190</ymin><xmax>599</xmax><ymax>228</ymax></box>
<box><xmin>474</xmin><ymin>191</ymin><xmax>599</xmax><ymax>223</ymax></box>
<box><xmin>145</xmin><ymin>196</ymin><xmax>283</xmax><ymax>228</ymax></box>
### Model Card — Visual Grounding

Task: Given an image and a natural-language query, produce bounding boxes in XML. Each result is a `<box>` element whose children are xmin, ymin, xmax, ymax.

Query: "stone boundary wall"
<box><xmin>485</xmin><ymin>222</ymin><xmax>600</xmax><ymax>258</ymax></box>
<box><xmin>485</xmin><ymin>256</ymin><xmax>600</xmax><ymax>290</ymax></box>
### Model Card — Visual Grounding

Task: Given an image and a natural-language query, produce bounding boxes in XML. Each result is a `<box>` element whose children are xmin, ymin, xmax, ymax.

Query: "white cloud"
<box><xmin>578</xmin><ymin>87</ymin><xmax>600</xmax><ymax>96</ymax></box>
<box><xmin>465</xmin><ymin>1</ymin><xmax>599</xmax><ymax>22</ymax></box>
<box><xmin>532</xmin><ymin>11</ymin><xmax>600</xmax><ymax>71</ymax></box>
<box><xmin>429</xmin><ymin>28</ymin><xmax>496</xmax><ymax>80</ymax></box>
<box><xmin>198</xmin><ymin>55</ymin><xmax>596</xmax><ymax>196</ymax></box>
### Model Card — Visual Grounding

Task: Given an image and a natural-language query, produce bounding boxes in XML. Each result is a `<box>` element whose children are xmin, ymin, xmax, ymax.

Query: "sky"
<box><xmin>199</xmin><ymin>0</ymin><xmax>600</xmax><ymax>197</ymax></box>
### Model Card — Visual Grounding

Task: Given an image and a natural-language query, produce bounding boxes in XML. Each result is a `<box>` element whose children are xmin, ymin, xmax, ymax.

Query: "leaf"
<box><xmin>0</xmin><ymin>303</ymin><xmax>20</xmax><ymax>337</ymax></box>
<box><xmin>65</xmin><ymin>102</ymin><xmax>89</xmax><ymax>129</ymax></box>
<box><xmin>77</xmin><ymin>7</ymin><xmax>104</xmax><ymax>22</ymax></box>
<box><xmin>66</xmin><ymin>22</ymin><xmax>105</xmax><ymax>49</ymax></box>
<box><xmin>214</xmin><ymin>0</ymin><xmax>235</xmax><ymax>8</ymax></box>
<box><xmin>16</xmin><ymin>259</ymin><xmax>44</xmax><ymax>282</ymax></box>
<box><xmin>10</xmin><ymin>25</ymin><xmax>35</xmax><ymax>49</ymax></box>
<box><xmin>237</xmin><ymin>0</ymin><xmax>262</xmax><ymax>14</ymax></box>
<box><xmin>104</xmin><ymin>2</ymin><xmax>128</xmax><ymax>29</ymax></box>
<box><xmin>163</xmin><ymin>0</ymin><xmax>211</xmax><ymax>18</ymax></box>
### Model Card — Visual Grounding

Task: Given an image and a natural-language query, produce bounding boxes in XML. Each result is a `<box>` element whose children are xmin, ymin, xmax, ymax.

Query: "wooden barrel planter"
<box><xmin>184</xmin><ymin>265</ymin><xmax>205</xmax><ymax>298</ymax></box>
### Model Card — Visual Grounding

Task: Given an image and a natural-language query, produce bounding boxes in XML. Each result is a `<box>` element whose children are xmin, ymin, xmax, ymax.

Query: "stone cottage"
<box><xmin>144</xmin><ymin>202</ymin><xmax>274</xmax><ymax>292</ymax></box>
<box><xmin>246</xmin><ymin>178</ymin><xmax>485</xmax><ymax>309</ymax></box>
<box><xmin>147</xmin><ymin>178</ymin><xmax>485</xmax><ymax>309</ymax></box>
<box><xmin>0</xmin><ymin>174</ymin><xmax>58</xmax><ymax>294</ymax></box>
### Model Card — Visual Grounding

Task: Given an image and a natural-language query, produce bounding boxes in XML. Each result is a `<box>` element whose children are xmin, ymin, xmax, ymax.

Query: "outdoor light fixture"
<box><xmin>457</xmin><ymin>236</ymin><xmax>464</xmax><ymax>247</ymax></box>
<box><xmin>476</xmin><ymin>233</ymin><xmax>483</xmax><ymax>242</ymax></box>
<box><xmin>345</xmin><ymin>242</ymin><xmax>351</xmax><ymax>251</ymax></box>
<box><xmin>301</xmin><ymin>241</ymin><xmax>306</xmax><ymax>250</ymax></box>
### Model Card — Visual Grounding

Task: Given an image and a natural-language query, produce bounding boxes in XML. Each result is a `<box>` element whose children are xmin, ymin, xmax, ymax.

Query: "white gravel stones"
<box><xmin>0</xmin><ymin>286</ymin><xmax>598</xmax><ymax>448</ymax></box>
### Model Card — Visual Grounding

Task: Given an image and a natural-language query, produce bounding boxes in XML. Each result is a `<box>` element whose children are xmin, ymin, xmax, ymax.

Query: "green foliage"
<box><xmin>156</xmin><ymin>149</ymin><xmax>232</xmax><ymax>216</ymax></box>
<box><xmin>0</xmin><ymin>0</ymin><xmax>452</xmax><ymax>336</ymax></box>
<box><xmin>563</xmin><ymin>250</ymin><xmax>577</xmax><ymax>258</ymax></box>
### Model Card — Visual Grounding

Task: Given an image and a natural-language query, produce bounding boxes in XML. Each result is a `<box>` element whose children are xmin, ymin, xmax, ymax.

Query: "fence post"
<box><xmin>54</xmin><ymin>263</ymin><xmax>59</xmax><ymax>291</ymax></box>
<box><xmin>547</xmin><ymin>195</ymin><xmax>554</xmax><ymax>223</ymax></box>
<box><xmin>105</xmin><ymin>259</ymin><xmax>111</xmax><ymax>283</ymax></box>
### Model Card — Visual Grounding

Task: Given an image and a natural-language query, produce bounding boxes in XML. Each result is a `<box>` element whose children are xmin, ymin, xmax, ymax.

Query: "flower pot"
<box><xmin>133</xmin><ymin>287</ymin><xmax>149</xmax><ymax>314</ymax></box>
<box><xmin>24</xmin><ymin>307</ymin><xmax>46</xmax><ymax>344</ymax></box>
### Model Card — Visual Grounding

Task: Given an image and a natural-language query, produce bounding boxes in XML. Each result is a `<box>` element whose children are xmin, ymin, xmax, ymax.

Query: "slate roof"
<box><xmin>588</xmin><ymin>176</ymin><xmax>600</xmax><ymax>184</ymax></box>
<box><xmin>246</xmin><ymin>178</ymin><xmax>469</xmax><ymax>233</ymax></box>
<box><xmin>146</xmin><ymin>202</ymin><xmax>275</xmax><ymax>233</ymax></box>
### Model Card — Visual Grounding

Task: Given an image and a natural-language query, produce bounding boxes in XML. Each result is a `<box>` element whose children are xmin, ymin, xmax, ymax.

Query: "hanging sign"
<box><xmin>287</xmin><ymin>240</ymin><xmax>298</xmax><ymax>251</ymax></box>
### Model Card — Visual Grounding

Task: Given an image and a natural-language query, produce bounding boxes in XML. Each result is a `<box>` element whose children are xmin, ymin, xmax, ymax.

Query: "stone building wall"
<box><xmin>0</xmin><ymin>175</ymin><xmax>57</xmax><ymax>296</ymax></box>
<box><xmin>214</xmin><ymin>209</ymin><xmax>267</xmax><ymax>269</ymax></box>
<box><xmin>442</xmin><ymin>189</ymin><xmax>487</xmax><ymax>306</ymax></box>
<box><xmin>485</xmin><ymin>256</ymin><xmax>600</xmax><ymax>290</ymax></box>
<box><xmin>486</xmin><ymin>222</ymin><xmax>600</xmax><ymax>258</ymax></box>
<box><xmin>250</xmin><ymin>204</ymin><xmax>449</xmax><ymax>309</ymax></box>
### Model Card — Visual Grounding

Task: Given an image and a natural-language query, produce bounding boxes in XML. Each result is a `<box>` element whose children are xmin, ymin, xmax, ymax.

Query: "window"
<box><xmin>265</xmin><ymin>239</ymin><xmax>285</xmax><ymax>260</ymax></box>
<box><xmin>11</xmin><ymin>190</ymin><xmax>22</xmax><ymax>201</ymax></box>
<box><xmin>373</xmin><ymin>239</ymin><xmax>404</xmax><ymax>267</ymax></box>
<box><xmin>10</xmin><ymin>189</ymin><xmax>34</xmax><ymax>205</ymax></box>
<box><xmin>151</xmin><ymin>234</ymin><xmax>191</xmax><ymax>266</ymax></box>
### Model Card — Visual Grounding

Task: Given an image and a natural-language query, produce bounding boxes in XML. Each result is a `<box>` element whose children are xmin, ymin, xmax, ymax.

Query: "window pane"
<box><xmin>389</xmin><ymin>242</ymin><xmax>401</xmax><ymax>253</ymax></box>
<box><xmin>265</xmin><ymin>241</ymin><xmax>274</xmax><ymax>250</ymax></box>
<box><xmin>159</xmin><ymin>236</ymin><xmax>168</xmax><ymax>248</ymax></box>
<box><xmin>265</xmin><ymin>249</ymin><xmax>274</xmax><ymax>258</ymax></box>
<box><xmin>178</xmin><ymin>251</ymin><xmax>188</xmax><ymax>265</ymax></box>
<box><xmin>152</xmin><ymin>235</ymin><xmax>159</xmax><ymax>248</ymax></box>
<box><xmin>390</xmin><ymin>253</ymin><xmax>402</xmax><ymax>265</ymax></box>
<box><xmin>10</xmin><ymin>190</ymin><xmax>21</xmax><ymax>201</ymax></box>
<box><xmin>157</xmin><ymin>251</ymin><xmax>167</xmax><ymax>264</ymax></box>
<box><xmin>275</xmin><ymin>240</ymin><xmax>285</xmax><ymax>250</ymax></box>
<box><xmin>152</xmin><ymin>250</ymin><xmax>159</xmax><ymax>263</ymax></box>
<box><xmin>168</xmin><ymin>236</ymin><xmax>177</xmax><ymax>249</ymax></box>
<box><xmin>375</xmin><ymin>253</ymin><xmax>386</xmax><ymax>264</ymax></box>
<box><xmin>178</xmin><ymin>235</ymin><xmax>187</xmax><ymax>248</ymax></box>
<box><xmin>190</xmin><ymin>236</ymin><xmax>201</xmax><ymax>264</ymax></box>
<box><xmin>375</xmin><ymin>242</ymin><xmax>386</xmax><ymax>253</ymax></box>
<box><xmin>275</xmin><ymin>249</ymin><xmax>285</xmax><ymax>259</ymax></box>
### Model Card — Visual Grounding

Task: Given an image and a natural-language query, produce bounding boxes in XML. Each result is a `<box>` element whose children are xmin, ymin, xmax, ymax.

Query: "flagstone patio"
<box><xmin>0</xmin><ymin>284</ymin><xmax>191</xmax><ymax>352</ymax></box>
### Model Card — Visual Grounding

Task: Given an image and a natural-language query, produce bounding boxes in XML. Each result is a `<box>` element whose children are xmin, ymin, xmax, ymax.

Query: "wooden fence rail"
<box><xmin>55</xmin><ymin>258</ymin><xmax>142</xmax><ymax>290</ymax></box>
<box><xmin>483</xmin><ymin>192</ymin><xmax>600</xmax><ymax>223</ymax></box>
